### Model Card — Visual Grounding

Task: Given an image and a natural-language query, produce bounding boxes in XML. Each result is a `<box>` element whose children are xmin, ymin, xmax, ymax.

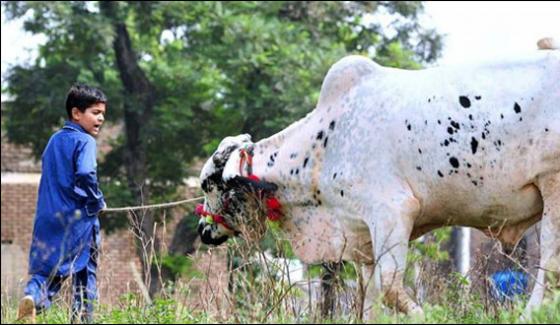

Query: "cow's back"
<box><xmin>318</xmin><ymin>51</ymin><xmax>559</xmax><ymax>230</ymax></box>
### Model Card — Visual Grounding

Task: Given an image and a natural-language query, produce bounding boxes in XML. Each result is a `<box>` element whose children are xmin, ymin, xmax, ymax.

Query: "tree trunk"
<box><xmin>162</xmin><ymin>215</ymin><xmax>200</xmax><ymax>283</ymax></box>
<box><xmin>100</xmin><ymin>1</ymin><xmax>162</xmax><ymax>297</ymax></box>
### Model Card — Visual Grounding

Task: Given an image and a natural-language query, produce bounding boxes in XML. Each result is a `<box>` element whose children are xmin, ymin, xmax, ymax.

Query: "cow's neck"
<box><xmin>249</xmin><ymin>112</ymin><xmax>328</xmax><ymax>211</ymax></box>
<box><xmin>245</xmin><ymin>112</ymin><xmax>356</xmax><ymax>263</ymax></box>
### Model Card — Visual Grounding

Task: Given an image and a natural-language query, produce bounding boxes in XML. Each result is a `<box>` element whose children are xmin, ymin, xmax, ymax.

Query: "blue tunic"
<box><xmin>28</xmin><ymin>121</ymin><xmax>106</xmax><ymax>277</ymax></box>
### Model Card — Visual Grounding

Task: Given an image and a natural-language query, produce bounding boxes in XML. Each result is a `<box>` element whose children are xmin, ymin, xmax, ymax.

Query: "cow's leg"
<box><xmin>524</xmin><ymin>172</ymin><xmax>560</xmax><ymax>318</ymax></box>
<box><xmin>359</xmin><ymin>264</ymin><xmax>377</xmax><ymax>320</ymax></box>
<box><xmin>374</xmin><ymin>233</ymin><xmax>423</xmax><ymax>316</ymax></box>
<box><xmin>365</xmin><ymin>196</ymin><xmax>423</xmax><ymax>318</ymax></box>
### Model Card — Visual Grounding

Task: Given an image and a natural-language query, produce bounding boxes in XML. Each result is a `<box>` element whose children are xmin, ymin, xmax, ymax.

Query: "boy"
<box><xmin>17</xmin><ymin>83</ymin><xmax>107</xmax><ymax>323</ymax></box>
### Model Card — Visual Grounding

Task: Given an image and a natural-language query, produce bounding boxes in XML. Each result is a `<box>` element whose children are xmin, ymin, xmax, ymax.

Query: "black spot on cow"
<box><xmin>268</xmin><ymin>152</ymin><xmax>278</xmax><ymax>167</ymax></box>
<box><xmin>475</xmin><ymin>95</ymin><xmax>482</xmax><ymax>100</ymax></box>
<box><xmin>437</xmin><ymin>120</ymin><xmax>441</xmax><ymax>125</ymax></box>
<box><xmin>514</xmin><ymin>102</ymin><xmax>521</xmax><ymax>114</ymax></box>
<box><xmin>437</xmin><ymin>170</ymin><xmax>444</xmax><ymax>178</ymax></box>
<box><xmin>466</xmin><ymin>162</ymin><xmax>472</xmax><ymax>168</ymax></box>
<box><xmin>428</xmin><ymin>98</ymin><xmax>431</xmax><ymax>103</ymax></box>
<box><xmin>407</xmin><ymin>124</ymin><xmax>412</xmax><ymax>131</ymax></box>
<box><xmin>519</xmin><ymin>117</ymin><xmax>523</xmax><ymax>122</ymax></box>
<box><xmin>545</xmin><ymin>128</ymin><xmax>549</xmax><ymax>132</ymax></box>
<box><xmin>481</xmin><ymin>132</ymin><xmax>486</xmax><ymax>140</ymax></box>
<box><xmin>500</xmin><ymin>114</ymin><xmax>504</xmax><ymax>119</ymax></box>
<box><xmin>340</xmin><ymin>190</ymin><xmax>344</xmax><ymax>197</ymax></box>
<box><xmin>290</xmin><ymin>153</ymin><xmax>298</xmax><ymax>159</ymax></box>
<box><xmin>329</xmin><ymin>120</ymin><xmax>336</xmax><ymax>131</ymax></box>
<box><xmin>303</xmin><ymin>157</ymin><xmax>309</xmax><ymax>168</ymax></box>
<box><xmin>416</xmin><ymin>166</ymin><xmax>422</xmax><ymax>171</ymax></box>
<box><xmin>444</xmin><ymin>139</ymin><xmax>450</xmax><ymax>146</ymax></box>
<box><xmin>333</xmin><ymin>173</ymin><xmax>337</xmax><ymax>179</ymax></box>
<box><xmin>316</xmin><ymin>130</ymin><xmax>324</xmax><ymax>140</ymax></box>
<box><xmin>418</xmin><ymin>148</ymin><xmax>423</xmax><ymax>154</ymax></box>
<box><xmin>449</xmin><ymin>157</ymin><xmax>460</xmax><ymax>168</ymax></box>
<box><xmin>323</xmin><ymin>136</ymin><xmax>329</xmax><ymax>148</ymax></box>
<box><xmin>472</xmin><ymin>180</ymin><xmax>478</xmax><ymax>186</ymax></box>
<box><xmin>469</xmin><ymin>114</ymin><xmax>473</xmax><ymax>120</ymax></box>
<box><xmin>470</xmin><ymin>137</ymin><xmax>479</xmax><ymax>154</ymax></box>
<box><xmin>447</xmin><ymin>127</ymin><xmax>454</xmax><ymax>135</ymax></box>
<box><xmin>459</xmin><ymin>96</ymin><xmax>471</xmax><ymax>108</ymax></box>
<box><xmin>295</xmin><ymin>169</ymin><xmax>300</xmax><ymax>175</ymax></box>
<box><xmin>450</xmin><ymin>121</ymin><xmax>460</xmax><ymax>130</ymax></box>
<box><xmin>290</xmin><ymin>169</ymin><xmax>294</xmax><ymax>175</ymax></box>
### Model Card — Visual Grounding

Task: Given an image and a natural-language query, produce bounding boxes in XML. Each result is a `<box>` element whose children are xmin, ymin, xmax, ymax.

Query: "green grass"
<box><xmin>2</xmin><ymin>232</ymin><xmax>558</xmax><ymax>324</ymax></box>
<box><xmin>2</xmin><ymin>289</ymin><xmax>559</xmax><ymax>324</ymax></box>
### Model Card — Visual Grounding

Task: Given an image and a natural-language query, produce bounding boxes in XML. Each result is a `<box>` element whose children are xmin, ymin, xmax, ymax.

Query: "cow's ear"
<box><xmin>212</xmin><ymin>145</ymin><xmax>238</xmax><ymax>169</ymax></box>
<box><xmin>212</xmin><ymin>134</ymin><xmax>252</xmax><ymax>169</ymax></box>
<box><xmin>221</xmin><ymin>147</ymin><xmax>242</xmax><ymax>181</ymax></box>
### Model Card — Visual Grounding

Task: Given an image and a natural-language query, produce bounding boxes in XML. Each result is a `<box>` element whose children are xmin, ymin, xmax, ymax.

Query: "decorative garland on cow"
<box><xmin>194</xmin><ymin>147</ymin><xmax>283</xmax><ymax>228</ymax></box>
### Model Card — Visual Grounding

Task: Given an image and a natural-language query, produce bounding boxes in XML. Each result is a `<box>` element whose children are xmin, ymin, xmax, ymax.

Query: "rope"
<box><xmin>100</xmin><ymin>196</ymin><xmax>204</xmax><ymax>214</ymax></box>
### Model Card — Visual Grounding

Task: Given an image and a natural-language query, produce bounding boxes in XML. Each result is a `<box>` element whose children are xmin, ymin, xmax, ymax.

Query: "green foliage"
<box><xmin>96</xmin><ymin>295</ymin><xmax>210</xmax><ymax>324</ymax></box>
<box><xmin>161</xmin><ymin>254</ymin><xmax>203</xmax><ymax>280</ymax></box>
<box><xmin>2</xmin><ymin>1</ymin><xmax>442</xmax><ymax>235</ymax></box>
<box><xmin>409</xmin><ymin>227</ymin><xmax>451</xmax><ymax>264</ymax></box>
<box><xmin>306</xmin><ymin>262</ymin><xmax>357</xmax><ymax>281</ymax></box>
<box><xmin>2</xmin><ymin>286</ymin><xmax>560</xmax><ymax>323</ymax></box>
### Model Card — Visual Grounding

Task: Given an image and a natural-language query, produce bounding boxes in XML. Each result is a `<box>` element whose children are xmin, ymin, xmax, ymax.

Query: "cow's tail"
<box><xmin>537</xmin><ymin>37</ymin><xmax>559</xmax><ymax>50</ymax></box>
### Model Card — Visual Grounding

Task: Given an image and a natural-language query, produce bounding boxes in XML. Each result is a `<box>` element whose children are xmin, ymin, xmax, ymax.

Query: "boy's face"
<box><xmin>71</xmin><ymin>103</ymin><xmax>106</xmax><ymax>137</ymax></box>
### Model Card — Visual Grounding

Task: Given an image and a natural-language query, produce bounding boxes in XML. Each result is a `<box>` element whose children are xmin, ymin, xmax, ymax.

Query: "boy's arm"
<box><xmin>76</xmin><ymin>138</ymin><xmax>106</xmax><ymax>216</ymax></box>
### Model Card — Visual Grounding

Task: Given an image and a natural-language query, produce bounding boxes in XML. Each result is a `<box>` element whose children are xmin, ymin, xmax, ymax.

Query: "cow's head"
<box><xmin>198</xmin><ymin>134</ymin><xmax>278</xmax><ymax>246</ymax></box>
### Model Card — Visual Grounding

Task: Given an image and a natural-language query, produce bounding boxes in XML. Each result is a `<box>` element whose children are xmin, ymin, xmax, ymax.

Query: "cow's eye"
<box><xmin>201</xmin><ymin>179</ymin><xmax>209</xmax><ymax>192</ymax></box>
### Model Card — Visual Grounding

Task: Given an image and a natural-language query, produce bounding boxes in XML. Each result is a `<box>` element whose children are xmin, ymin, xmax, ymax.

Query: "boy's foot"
<box><xmin>17</xmin><ymin>295</ymin><xmax>36</xmax><ymax>324</ymax></box>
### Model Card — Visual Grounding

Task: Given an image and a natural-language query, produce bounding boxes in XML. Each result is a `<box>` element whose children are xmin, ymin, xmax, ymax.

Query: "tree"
<box><xmin>2</xmin><ymin>1</ymin><xmax>442</xmax><ymax>297</ymax></box>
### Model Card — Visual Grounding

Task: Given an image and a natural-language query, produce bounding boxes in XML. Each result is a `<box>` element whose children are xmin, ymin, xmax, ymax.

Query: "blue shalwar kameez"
<box><xmin>24</xmin><ymin>121</ymin><xmax>106</xmax><ymax>322</ymax></box>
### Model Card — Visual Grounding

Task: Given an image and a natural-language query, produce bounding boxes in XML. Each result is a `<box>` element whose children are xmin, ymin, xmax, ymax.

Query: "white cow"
<box><xmin>197</xmin><ymin>39</ymin><xmax>559</xmax><ymax>318</ymax></box>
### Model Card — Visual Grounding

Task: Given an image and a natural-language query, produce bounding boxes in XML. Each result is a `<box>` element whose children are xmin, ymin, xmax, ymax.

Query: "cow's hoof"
<box><xmin>409</xmin><ymin>305</ymin><xmax>425</xmax><ymax>319</ymax></box>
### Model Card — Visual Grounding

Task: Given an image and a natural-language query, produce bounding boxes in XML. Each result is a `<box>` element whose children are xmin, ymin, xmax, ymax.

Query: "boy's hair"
<box><xmin>65</xmin><ymin>83</ymin><xmax>107</xmax><ymax>119</ymax></box>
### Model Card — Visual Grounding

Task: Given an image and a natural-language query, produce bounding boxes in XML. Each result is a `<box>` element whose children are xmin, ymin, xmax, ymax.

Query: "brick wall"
<box><xmin>1</xmin><ymin>178</ymin><xmax>226</xmax><ymax>307</ymax></box>
<box><xmin>0</xmin><ymin>179</ymin><xmax>146</xmax><ymax>304</ymax></box>
<box><xmin>1</xmin><ymin>182</ymin><xmax>36</xmax><ymax>249</ymax></box>
<box><xmin>1</xmin><ymin>142</ymin><xmax>42</xmax><ymax>173</ymax></box>
<box><xmin>1</xmin><ymin>104</ymin><xmax>227</xmax><ymax>311</ymax></box>
<box><xmin>0</xmin><ymin>114</ymin><xmax>148</xmax><ymax>304</ymax></box>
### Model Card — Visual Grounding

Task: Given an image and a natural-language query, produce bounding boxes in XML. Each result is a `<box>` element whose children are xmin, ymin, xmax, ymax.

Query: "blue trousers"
<box><xmin>24</xmin><ymin>233</ymin><xmax>98</xmax><ymax>323</ymax></box>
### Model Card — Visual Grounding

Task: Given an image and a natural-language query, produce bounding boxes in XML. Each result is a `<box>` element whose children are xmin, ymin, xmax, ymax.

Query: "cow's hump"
<box><xmin>316</xmin><ymin>55</ymin><xmax>380</xmax><ymax>110</ymax></box>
